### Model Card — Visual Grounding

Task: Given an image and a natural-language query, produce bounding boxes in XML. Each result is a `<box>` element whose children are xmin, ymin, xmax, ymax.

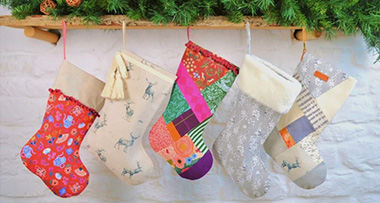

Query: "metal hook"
<box><xmin>300</xmin><ymin>26</ymin><xmax>307</xmax><ymax>61</ymax></box>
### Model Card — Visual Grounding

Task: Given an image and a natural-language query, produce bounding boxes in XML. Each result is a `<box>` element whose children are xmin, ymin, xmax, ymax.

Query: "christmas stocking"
<box><xmin>86</xmin><ymin>51</ymin><xmax>176</xmax><ymax>185</ymax></box>
<box><xmin>263</xmin><ymin>53</ymin><xmax>357</xmax><ymax>189</ymax></box>
<box><xmin>20</xmin><ymin>61</ymin><xmax>105</xmax><ymax>197</ymax></box>
<box><xmin>149</xmin><ymin>41</ymin><xmax>239</xmax><ymax>180</ymax></box>
<box><xmin>212</xmin><ymin>54</ymin><xmax>301</xmax><ymax>198</ymax></box>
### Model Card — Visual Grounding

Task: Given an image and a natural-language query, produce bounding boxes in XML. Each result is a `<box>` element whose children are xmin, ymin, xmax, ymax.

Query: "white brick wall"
<box><xmin>1</xmin><ymin>7</ymin><xmax>380</xmax><ymax>203</ymax></box>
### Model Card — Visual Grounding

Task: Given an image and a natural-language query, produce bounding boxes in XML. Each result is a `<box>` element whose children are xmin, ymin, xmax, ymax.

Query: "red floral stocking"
<box><xmin>20</xmin><ymin>89</ymin><xmax>99</xmax><ymax>198</ymax></box>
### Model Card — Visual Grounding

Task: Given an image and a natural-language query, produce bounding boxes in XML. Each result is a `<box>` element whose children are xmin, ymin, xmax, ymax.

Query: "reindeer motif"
<box><xmin>96</xmin><ymin>149</ymin><xmax>107</xmax><ymax>162</ymax></box>
<box><xmin>127</xmin><ymin>62</ymin><xmax>133</xmax><ymax>71</ymax></box>
<box><xmin>121</xmin><ymin>161</ymin><xmax>142</xmax><ymax>179</ymax></box>
<box><xmin>114</xmin><ymin>132</ymin><xmax>141</xmax><ymax>153</ymax></box>
<box><xmin>124</xmin><ymin>101</ymin><xmax>134</xmax><ymax>121</ymax></box>
<box><xmin>282</xmin><ymin>158</ymin><xmax>301</xmax><ymax>172</ymax></box>
<box><xmin>142</xmin><ymin>78</ymin><xmax>157</xmax><ymax>102</ymax></box>
<box><xmin>93</xmin><ymin>114</ymin><xmax>107</xmax><ymax>133</ymax></box>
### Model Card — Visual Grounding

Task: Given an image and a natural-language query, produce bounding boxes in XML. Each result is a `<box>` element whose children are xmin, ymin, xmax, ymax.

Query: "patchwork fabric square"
<box><xmin>294</xmin><ymin>74</ymin><xmax>329</xmax><ymax>132</ymax></box>
<box><xmin>176</xmin><ymin>62</ymin><xmax>212</xmax><ymax>122</ymax></box>
<box><xmin>201</xmin><ymin>71</ymin><xmax>237</xmax><ymax>113</ymax></box>
<box><xmin>182</xmin><ymin>49</ymin><xmax>229</xmax><ymax>91</ymax></box>
<box><xmin>172</xmin><ymin>109</ymin><xmax>200</xmax><ymax>136</ymax></box>
<box><xmin>286</xmin><ymin>116</ymin><xmax>315</xmax><ymax>143</ymax></box>
<box><xmin>296</xmin><ymin>54</ymin><xmax>349</xmax><ymax>98</ymax></box>
<box><xmin>188</xmin><ymin>116</ymin><xmax>212</xmax><ymax>154</ymax></box>
<box><xmin>166</xmin><ymin>122</ymin><xmax>181</xmax><ymax>142</ymax></box>
<box><xmin>149</xmin><ymin>116</ymin><xmax>174</xmax><ymax>152</ymax></box>
<box><xmin>279</xmin><ymin>127</ymin><xmax>296</xmax><ymax>148</ymax></box>
<box><xmin>163</xmin><ymin>84</ymin><xmax>190</xmax><ymax>124</ymax></box>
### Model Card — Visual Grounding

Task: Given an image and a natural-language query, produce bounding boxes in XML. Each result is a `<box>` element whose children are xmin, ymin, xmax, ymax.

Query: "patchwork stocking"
<box><xmin>86</xmin><ymin>51</ymin><xmax>176</xmax><ymax>185</ymax></box>
<box><xmin>264</xmin><ymin>53</ymin><xmax>357</xmax><ymax>189</ymax></box>
<box><xmin>149</xmin><ymin>41</ymin><xmax>239</xmax><ymax>180</ymax></box>
<box><xmin>212</xmin><ymin>55</ymin><xmax>301</xmax><ymax>198</ymax></box>
<box><xmin>20</xmin><ymin>61</ymin><xmax>105</xmax><ymax>198</ymax></box>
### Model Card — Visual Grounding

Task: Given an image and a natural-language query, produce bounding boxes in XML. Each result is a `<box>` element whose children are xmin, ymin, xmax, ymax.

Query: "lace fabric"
<box><xmin>213</xmin><ymin>89</ymin><xmax>281</xmax><ymax>198</ymax></box>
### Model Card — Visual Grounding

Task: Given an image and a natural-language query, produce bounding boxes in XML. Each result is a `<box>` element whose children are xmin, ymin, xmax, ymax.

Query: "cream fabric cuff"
<box><xmin>237</xmin><ymin>54</ymin><xmax>301</xmax><ymax>114</ymax></box>
<box><xmin>52</xmin><ymin>60</ymin><xmax>105</xmax><ymax>113</ymax></box>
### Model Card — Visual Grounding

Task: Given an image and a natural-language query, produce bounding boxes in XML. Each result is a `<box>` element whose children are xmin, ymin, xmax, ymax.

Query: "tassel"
<box><xmin>116</xmin><ymin>52</ymin><xmax>128</xmax><ymax>79</ymax></box>
<box><xmin>110</xmin><ymin>70</ymin><xmax>124</xmax><ymax>99</ymax></box>
<box><xmin>101</xmin><ymin>53</ymin><xmax>128</xmax><ymax>100</ymax></box>
<box><xmin>101</xmin><ymin>65</ymin><xmax>117</xmax><ymax>99</ymax></box>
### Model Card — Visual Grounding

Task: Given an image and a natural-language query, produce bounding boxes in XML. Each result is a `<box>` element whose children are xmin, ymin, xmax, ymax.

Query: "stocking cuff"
<box><xmin>52</xmin><ymin>60</ymin><xmax>105</xmax><ymax>113</ymax></box>
<box><xmin>48</xmin><ymin>88</ymin><xmax>100</xmax><ymax>117</ymax></box>
<box><xmin>237</xmin><ymin>54</ymin><xmax>301</xmax><ymax>114</ymax></box>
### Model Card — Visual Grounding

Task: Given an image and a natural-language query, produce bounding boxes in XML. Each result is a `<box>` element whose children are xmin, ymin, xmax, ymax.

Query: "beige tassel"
<box><xmin>116</xmin><ymin>52</ymin><xmax>128</xmax><ymax>79</ymax></box>
<box><xmin>101</xmin><ymin>65</ymin><xmax>117</xmax><ymax>99</ymax></box>
<box><xmin>111</xmin><ymin>70</ymin><xmax>125</xmax><ymax>99</ymax></box>
<box><xmin>101</xmin><ymin>53</ymin><xmax>128</xmax><ymax>100</ymax></box>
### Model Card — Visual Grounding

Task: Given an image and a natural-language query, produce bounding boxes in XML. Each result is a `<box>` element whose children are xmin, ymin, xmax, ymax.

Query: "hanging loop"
<box><xmin>122</xmin><ymin>21</ymin><xmax>126</xmax><ymax>51</ymax></box>
<box><xmin>62</xmin><ymin>20</ymin><xmax>67</xmax><ymax>60</ymax></box>
<box><xmin>300</xmin><ymin>26</ymin><xmax>307</xmax><ymax>61</ymax></box>
<box><xmin>246</xmin><ymin>21</ymin><xmax>251</xmax><ymax>55</ymax></box>
<box><xmin>187</xmin><ymin>26</ymin><xmax>190</xmax><ymax>42</ymax></box>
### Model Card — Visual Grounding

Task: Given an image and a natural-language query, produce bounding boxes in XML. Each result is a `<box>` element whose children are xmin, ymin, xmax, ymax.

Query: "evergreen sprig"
<box><xmin>1</xmin><ymin>0</ymin><xmax>379</xmax><ymax>61</ymax></box>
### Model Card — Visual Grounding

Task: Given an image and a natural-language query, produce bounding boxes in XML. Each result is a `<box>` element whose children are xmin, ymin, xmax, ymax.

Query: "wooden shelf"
<box><xmin>1</xmin><ymin>15</ymin><xmax>322</xmax><ymax>44</ymax></box>
<box><xmin>0</xmin><ymin>15</ymin><xmax>302</xmax><ymax>30</ymax></box>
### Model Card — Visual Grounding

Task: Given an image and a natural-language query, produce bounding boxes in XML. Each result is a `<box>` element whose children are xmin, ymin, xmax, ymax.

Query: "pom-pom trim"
<box><xmin>185</xmin><ymin>41</ymin><xmax>239</xmax><ymax>75</ymax></box>
<box><xmin>49</xmin><ymin>88</ymin><xmax>100</xmax><ymax>117</ymax></box>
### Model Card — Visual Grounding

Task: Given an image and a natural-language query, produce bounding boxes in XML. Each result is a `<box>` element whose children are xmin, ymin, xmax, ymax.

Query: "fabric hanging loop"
<box><xmin>246</xmin><ymin>21</ymin><xmax>251</xmax><ymax>55</ymax></box>
<box><xmin>123</xmin><ymin>21</ymin><xmax>126</xmax><ymax>51</ymax></box>
<box><xmin>301</xmin><ymin>26</ymin><xmax>307</xmax><ymax>61</ymax></box>
<box><xmin>101</xmin><ymin>20</ymin><xmax>129</xmax><ymax>99</ymax></box>
<box><xmin>62</xmin><ymin>20</ymin><xmax>67</xmax><ymax>60</ymax></box>
<box><xmin>187</xmin><ymin>26</ymin><xmax>190</xmax><ymax>41</ymax></box>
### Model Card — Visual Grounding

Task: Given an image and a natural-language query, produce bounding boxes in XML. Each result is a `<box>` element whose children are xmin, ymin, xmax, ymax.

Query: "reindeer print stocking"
<box><xmin>149</xmin><ymin>41</ymin><xmax>239</xmax><ymax>180</ymax></box>
<box><xmin>86</xmin><ymin>51</ymin><xmax>176</xmax><ymax>185</ymax></box>
<box><xmin>20</xmin><ymin>60</ymin><xmax>105</xmax><ymax>198</ymax></box>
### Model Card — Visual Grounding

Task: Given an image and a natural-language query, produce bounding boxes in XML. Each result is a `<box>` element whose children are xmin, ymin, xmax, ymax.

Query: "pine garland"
<box><xmin>1</xmin><ymin>0</ymin><xmax>379</xmax><ymax>61</ymax></box>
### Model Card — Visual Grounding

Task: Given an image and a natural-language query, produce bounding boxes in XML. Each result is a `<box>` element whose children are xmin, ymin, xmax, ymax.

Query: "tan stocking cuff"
<box><xmin>52</xmin><ymin>60</ymin><xmax>105</xmax><ymax>112</ymax></box>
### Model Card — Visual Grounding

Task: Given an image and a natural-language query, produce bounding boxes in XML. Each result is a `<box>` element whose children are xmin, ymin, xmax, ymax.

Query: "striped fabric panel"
<box><xmin>294</xmin><ymin>73</ymin><xmax>329</xmax><ymax>132</ymax></box>
<box><xmin>188</xmin><ymin>116</ymin><xmax>212</xmax><ymax>154</ymax></box>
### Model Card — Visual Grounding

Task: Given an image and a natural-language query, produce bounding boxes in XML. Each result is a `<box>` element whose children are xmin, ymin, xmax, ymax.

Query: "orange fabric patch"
<box><xmin>279</xmin><ymin>127</ymin><xmax>296</xmax><ymax>148</ymax></box>
<box><xmin>167</xmin><ymin>122</ymin><xmax>181</xmax><ymax>142</ymax></box>
<box><xmin>314</xmin><ymin>70</ymin><xmax>329</xmax><ymax>82</ymax></box>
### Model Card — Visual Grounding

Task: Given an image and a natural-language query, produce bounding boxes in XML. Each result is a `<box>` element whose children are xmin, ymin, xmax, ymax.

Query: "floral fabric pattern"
<box><xmin>20</xmin><ymin>89</ymin><xmax>97</xmax><ymax>198</ymax></box>
<box><xmin>163</xmin><ymin>84</ymin><xmax>190</xmax><ymax>124</ymax></box>
<box><xmin>182</xmin><ymin>48</ymin><xmax>229</xmax><ymax>91</ymax></box>
<box><xmin>149</xmin><ymin>41</ymin><xmax>239</xmax><ymax>179</ymax></box>
<box><xmin>201</xmin><ymin>71</ymin><xmax>237</xmax><ymax>113</ymax></box>
<box><xmin>148</xmin><ymin>116</ymin><xmax>173</xmax><ymax>152</ymax></box>
<box><xmin>213</xmin><ymin>90</ymin><xmax>281</xmax><ymax>198</ymax></box>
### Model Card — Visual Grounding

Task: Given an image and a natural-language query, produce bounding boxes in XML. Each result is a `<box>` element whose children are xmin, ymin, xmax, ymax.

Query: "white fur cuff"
<box><xmin>237</xmin><ymin>54</ymin><xmax>301</xmax><ymax>114</ymax></box>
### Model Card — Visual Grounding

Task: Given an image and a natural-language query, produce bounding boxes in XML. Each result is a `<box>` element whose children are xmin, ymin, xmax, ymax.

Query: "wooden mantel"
<box><xmin>0</xmin><ymin>15</ymin><xmax>321</xmax><ymax>44</ymax></box>
<box><xmin>0</xmin><ymin>15</ymin><xmax>302</xmax><ymax>30</ymax></box>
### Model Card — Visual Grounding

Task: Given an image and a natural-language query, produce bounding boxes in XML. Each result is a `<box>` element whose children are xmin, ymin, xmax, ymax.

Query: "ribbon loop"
<box><xmin>62</xmin><ymin>20</ymin><xmax>67</xmax><ymax>60</ymax></box>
